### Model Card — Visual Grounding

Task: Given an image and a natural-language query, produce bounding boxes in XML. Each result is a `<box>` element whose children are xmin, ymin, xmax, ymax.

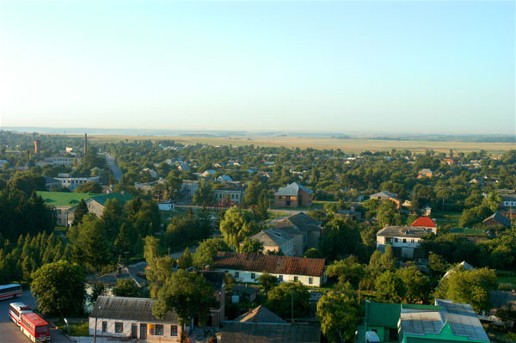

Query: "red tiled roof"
<box><xmin>213</xmin><ymin>252</ymin><xmax>325</xmax><ymax>277</ymax></box>
<box><xmin>411</xmin><ymin>216</ymin><xmax>436</xmax><ymax>227</ymax></box>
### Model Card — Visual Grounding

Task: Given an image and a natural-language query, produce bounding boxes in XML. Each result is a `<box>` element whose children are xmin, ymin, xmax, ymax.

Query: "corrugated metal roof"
<box><xmin>214</xmin><ymin>252</ymin><xmax>325</xmax><ymax>277</ymax></box>
<box><xmin>220</xmin><ymin>322</ymin><xmax>321</xmax><ymax>343</ymax></box>
<box><xmin>235</xmin><ymin>305</ymin><xmax>286</xmax><ymax>324</ymax></box>
<box><xmin>90</xmin><ymin>296</ymin><xmax>177</xmax><ymax>323</ymax></box>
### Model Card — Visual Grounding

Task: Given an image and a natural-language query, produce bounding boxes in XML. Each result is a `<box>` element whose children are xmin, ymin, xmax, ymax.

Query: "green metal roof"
<box><xmin>365</xmin><ymin>301</ymin><xmax>401</xmax><ymax>328</ymax></box>
<box><xmin>89</xmin><ymin>193</ymin><xmax>132</xmax><ymax>206</ymax></box>
<box><xmin>37</xmin><ymin>191</ymin><xmax>99</xmax><ymax>207</ymax></box>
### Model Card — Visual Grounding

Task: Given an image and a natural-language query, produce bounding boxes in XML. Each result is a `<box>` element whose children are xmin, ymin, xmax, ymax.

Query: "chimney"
<box><xmin>84</xmin><ymin>133</ymin><xmax>88</xmax><ymax>155</ymax></box>
<box><xmin>33</xmin><ymin>140</ymin><xmax>41</xmax><ymax>154</ymax></box>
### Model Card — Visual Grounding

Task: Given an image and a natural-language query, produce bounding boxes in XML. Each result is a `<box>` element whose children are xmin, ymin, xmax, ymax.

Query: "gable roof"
<box><xmin>483</xmin><ymin>211</ymin><xmax>511</xmax><ymax>227</ymax></box>
<box><xmin>213</xmin><ymin>252</ymin><xmax>325</xmax><ymax>277</ymax></box>
<box><xmin>275</xmin><ymin>182</ymin><xmax>313</xmax><ymax>196</ymax></box>
<box><xmin>251</xmin><ymin>229</ymin><xmax>295</xmax><ymax>247</ymax></box>
<box><xmin>220</xmin><ymin>322</ymin><xmax>321</xmax><ymax>343</ymax></box>
<box><xmin>376</xmin><ymin>226</ymin><xmax>432</xmax><ymax>239</ymax></box>
<box><xmin>90</xmin><ymin>296</ymin><xmax>177</xmax><ymax>323</ymax></box>
<box><xmin>400</xmin><ymin>300</ymin><xmax>489</xmax><ymax>342</ymax></box>
<box><xmin>235</xmin><ymin>305</ymin><xmax>286</xmax><ymax>324</ymax></box>
<box><xmin>411</xmin><ymin>216</ymin><xmax>437</xmax><ymax>228</ymax></box>
<box><xmin>89</xmin><ymin>192</ymin><xmax>132</xmax><ymax>206</ymax></box>
<box><xmin>37</xmin><ymin>191</ymin><xmax>100</xmax><ymax>208</ymax></box>
<box><xmin>369</xmin><ymin>191</ymin><xmax>399</xmax><ymax>200</ymax></box>
<box><xmin>275</xmin><ymin>212</ymin><xmax>321</xmax><ymax>233</ymax></box>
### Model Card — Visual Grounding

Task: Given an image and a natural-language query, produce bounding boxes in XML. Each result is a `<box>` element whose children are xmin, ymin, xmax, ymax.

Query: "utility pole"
<box><xmin>291</xmin><ymin>290</ymin><xmax>294</xmax><ymax>324</ymax></box>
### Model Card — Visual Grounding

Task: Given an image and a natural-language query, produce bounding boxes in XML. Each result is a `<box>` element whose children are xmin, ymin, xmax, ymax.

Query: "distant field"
<box><xmin>85</xmin><ymin>134</ymin><xmax>514</xmax><ymax>154</ymax></box>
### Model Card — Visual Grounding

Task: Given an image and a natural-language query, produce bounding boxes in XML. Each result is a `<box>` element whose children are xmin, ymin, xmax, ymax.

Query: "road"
<box><xmin>105</xmin><ymin>154</ymin><xmax>123</xmax><ymax>182</ymax></box>
<box><xmin>0</xmin><ymin>292</ymin><xmax>71</xmax><ymax>342</ymax></box>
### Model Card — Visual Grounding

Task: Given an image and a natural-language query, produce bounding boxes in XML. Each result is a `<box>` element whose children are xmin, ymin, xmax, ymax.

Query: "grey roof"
<box><xmin>400</xmin><ymin>300</ymin><xmax>489</xmax><ymax>342</ymax></box>
<box><xmin>274</xmin><ymin>182</ymin><xmax>313</xmax><ymax>196</ymax></box>
<box><xmin>376</xmin><ymin>226</ymin><xmax>432</xmax><ymax>238</ymax></box>
<box><xmin>220</xmin><ymin>322</ymin><xmax>321</xmax><ymax>343</ymax></box>
<box><xmin>90</xmin><ymin>296</ymin><xmax>177</xmax><ymax>323</ymax></box>
<box><xmin>483</xmin><ymin>211</ymin><xmax>511</xmax><ymax>227</ymax></box>
<box><xmin>369</xmin><ymin>191</ymin><xmax>399</xmax><ymax>200</ymax></box>
<box><xmin>91</xmin><ymin>262</ymin><xmax>148</xmax><ymax>287</ymax></box>
<box><xmin>235</xmin><ymin>305</ymin><xmax>286</xmax><ymax>324</ymax></box>
<box><xmin>251</xmin><ymin>228</ymin><xmax>295</xmax><ymax>247</ymax></box>
<box><xmin>275</xmin><ymin>212</ymin><xmax>321</xmax><ymax>233</ymax></box>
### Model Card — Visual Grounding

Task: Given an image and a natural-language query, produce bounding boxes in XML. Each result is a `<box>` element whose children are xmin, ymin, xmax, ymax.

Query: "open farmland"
<box><xmin>84</xmin><ymin>134</ymin><xmax>514</xmax><ymax>155</ymax></box>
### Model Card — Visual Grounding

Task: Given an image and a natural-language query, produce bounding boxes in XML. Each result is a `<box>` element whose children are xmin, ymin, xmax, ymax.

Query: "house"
<box><xmin>213</xmin><ymin>252</ymin><xmax>326</xmax><ymax>287</ymax></box>
<box><xmin>51</xmin><ymin>175</ymin><xmax>101</xmax><ymax>191</ymax></box>
<box><xmin>274</xmin><ymin>182</ymin><xmax>313</xmax><ymax>208</ymax></box>
<box><xmin>358</xmin><ymin>300</ymin><xmax>489</xmax><ymax>343</ymax></box>
<box><xmin>482</xmin><ymin>211</ymin><xmax>511</xmax><ymax>227</ymax></box>
<box><xmin>230</xmin><ymin>285</ymin><xmax>258</xmax><ymax>304</ymax></box>
<box><xmin>369</xmin><ymin>191</ymin><xmax>402</xmax><ymax>209</ymax></box>
<box><xmin>250</xmin><ymin>228</ymin><xmax>302</xmax><ymax>256</ymax></box>
<box><xmin>214</xmin><ymin>185</ymin><xmax>245</xmax><ymax>205</ymax></box>
<box><xmin>417</xmin><ymin>168</ymin><xmax>433</xmax><ymax>179</ymax></box>
<box><xmin>89</xmin><ymin>296</ymin><xmax>181</xmax><ymax>342</ymax></box>
<box><xmin>500</xmin><ymin>193</ymin><xmax>516</xmax><ymax>208</ymax></box>
<box><xmin>197</xmin><ymin>271</ymin><xmax>226</xmax><ymax>328</ymax></box>
<box><xmin>86</xmin><ymin>193</ymin><xmax>133</xmax><ymax>217</ymax></box>
<box><xmin>37</xmin><ymin>156</ymin><xmax>78</xmax><ymax>167</ymax></box>
<box><xmin>219</xmin><ymin>305</ymin><xmax>321</xmax><ymax>343</ymax></box>
<box><xmin>273</xmin><ymin>212</ymin><xmax>322</xmax><ymax>252</ymax></box>
<box><xmin>216</xmin><ymin>175</ymin><xmax>233</xmax><ymax>184</ymax></box>
<box><xmin>410</xmin><ymin>216</ymin><xmax>437</xmax><ymax>234</ymax></box>
<box><xmin>376</xmin><ymin>226</ymin><xmax>433</xmax><ymax>259</ymax></box>
<box><xmin>37</xmin><ymin>191</ymin><xmax>101</xmax><ymax>226</ymax></box>
<box><xmin>181</xmin><ymin>180</ymin><xmax>199</xmax><ymax>199</ymax></box>
<box><xmin>91</xmin><ymin>262</ymin><xmax>148</xmax><ymax>291</ymax></box>
<box><xmin>399</xmin><ymin>300</ymin><xmax>489</xmax><ymax>343</ymax></box>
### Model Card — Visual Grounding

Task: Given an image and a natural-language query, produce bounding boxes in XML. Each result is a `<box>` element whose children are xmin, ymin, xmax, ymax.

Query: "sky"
<box><xmin>0</xmin><ymin>0</ymin><xmax>514</xmax><ymax>135</ymax></box>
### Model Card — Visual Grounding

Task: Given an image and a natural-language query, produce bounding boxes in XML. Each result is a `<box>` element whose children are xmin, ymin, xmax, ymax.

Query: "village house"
<box><xmin>417</xmin><ymin>168</ymin><xmax>433</xmax><ymax>179</ymax></box>
<box><xmin>213</xmin><ymin>252</ymin><xmax>326</xmax><ymax>287</ymax></box>
<box><xmin>369</xmin><ymin>191</ymin><xmax>402</xmax><ymax>209</ymax></box>
<box><xmin>274</xmin><ymin>182</ymin><xmax>313</xmax><ymax>208</ymax></box>
<box><xmin>250</xmin><ymin>228</ymin><xmax>301</xmax><ymax>256</ymax></box>
<box><xmin>89</xmin><ymin>296</ymin><xmax>181</xmax><ymax>342</ymax></box>
<box><xmin>219</xmin><ymin>305</ymin><xmax>321</xmax><ymax>343</ymax></box>
<box><xmin>214</xmin><ymin>185</ymin><xmax>245</xmax><ymax>205</ymax></box>
<box><xmin>410</xmin><ymin>216</ymin><xmax>438</xmax><ymax>233</ymax></box>
<box><xmin>376</xmin><ymin>225</ymin><xmax>434</xmax><ymax>259</ymax></box>
<box><xmin>86</xmin><ymin>193</ymin><xmax>133</xmax><ymax>217</ymax></box>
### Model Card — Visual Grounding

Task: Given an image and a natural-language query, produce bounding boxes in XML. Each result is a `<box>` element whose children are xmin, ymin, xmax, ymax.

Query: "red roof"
<box><xmin>214</xmin><ymin>252</ymin><xmax>325</xmax><ymax>277</ymax></box>
<box><xmin>411</xmin><ymin>216</ymin><xmax>436</xmax><ymax>228</ymax></box>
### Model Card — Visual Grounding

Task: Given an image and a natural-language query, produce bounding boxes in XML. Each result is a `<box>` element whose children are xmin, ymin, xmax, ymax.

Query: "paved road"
<box><xmin>0</xmin><ymin>292</ymin><xmax>71</xmax><ymax>342</ymax></box>
<box><xmin>105</xmin><ymin>154</ymin><xmax>123</xmax><ymax>182</ymax></box>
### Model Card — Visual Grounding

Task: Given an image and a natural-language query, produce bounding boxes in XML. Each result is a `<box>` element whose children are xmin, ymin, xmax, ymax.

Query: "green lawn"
<box><xmin>497</xmin><ymin>270</ymin><xmax>516</xmax><ymax>290</ymax></box>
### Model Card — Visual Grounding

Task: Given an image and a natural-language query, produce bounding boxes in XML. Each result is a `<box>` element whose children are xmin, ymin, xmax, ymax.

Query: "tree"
<box><xmin>317</xmin><ymin>285</ymin><xmax>359</xmax><ymax>343</ymax></box>
<box><xmin>75</xmin><ymin>181</ymin><xmax>102</xmax><ymax>193</ymax></box>
<box><xmin>434</xmin><ymin>267</ymin><xmax>497</xmax><ymax>312</ymax></box>
<box><xmin>193</xmin><ymin>238</ymin><xmax>230</xmax><ymax>269</ymax></box>
<box><xmin>257</xmin><ymin>273</ymin><xmax>278</xmax><ymax>296</ymax></box>
<box><xmin>375</xmin><ymin>270</ymin><xmax>405</xmax><ymax>303</ymax></box>
<box><xmin>31</xmin><ymin>260</ymin><xmax>85</xmax><ymax>320</ymax></box>
<box><xmin>112</xmin><ymin>278</ymin><xmax>144</xmax><ymax>297</ymax></box>
<box><xmin>71</xmin><ymin>199</ymin><xmax>89</xmax><ymax>227</ymax></box>
<box><xmin>219</xmin><ymin>206</ymin><xmax>255</xmax><ymax>250</ymax></box>
<box><xmin>376</xmin><ymin>200</ymin><xmax>401</xmax><ymax>228</ymax></box>
<box><xmin>326</xmin><ymin>256</ymin><xmax>365</xmax><ymax>289</ymax></box>
<box><xmin>266</xmin><ymin>282</ymin><xmax>310</xmax><ymax>319</ymax></box>
<box><xmin>193</xmin><ymin>179</ymin><xmax>214</xmax><ymax>206</ymax></box>
<box><xmin>177</xmin><ymin>248</ymin><xmax>193</xmax><ymax>269</ymax></box>
<box><xmin>144</xmin><ymin>236</ymin><xmax>175</xmax><ymax>298</ymax></box>
<box><xmin>239</xmin><ymin>237</ymin><xmax>263</xmax><ymax>253</ymax></box>
<box><xmin>321</xmin><ymin>215</ymin><xmax>362</xmax><ymax>260</ymax></box>
<box><xmin>395</xmin><ymin>265</ymin><xmax>431</xmax><ymax>303</ymax></box>
<box><xmin>153</xmin><ymin>270</ymin><xmax>216</xmax><ymax>332</ymax></box>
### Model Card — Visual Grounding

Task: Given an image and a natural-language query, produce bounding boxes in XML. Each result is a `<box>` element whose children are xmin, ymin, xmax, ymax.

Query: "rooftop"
<box><xmin>37</xmin><ymin>191</ymin><xmax>100</xmax><ymax>207</ymax></box>
<box><xmin>377</xmin><ymin>226</ymin><xmax>433</xmax><ymax>238</ymax></box>
<box><xmin>411</xmin><ymin>216</ymin><xmax>437</xmax><ymax>228</ymax></box>
<box><xmin>90</xmin><ymin>296</ymin><xmax>177</xmax><ymax>323</ymax></box>
<box><xmin>275</xmin><ymin>182</ymin><xmax>313</xmax><ymax>196</ymax></box>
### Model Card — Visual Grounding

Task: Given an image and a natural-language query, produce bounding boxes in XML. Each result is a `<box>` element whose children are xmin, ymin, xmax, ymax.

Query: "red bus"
<box><xmin>19</xmin><ymin>312</ymin><xmax>51</xmax><ymax>342</ymax></box>
<box><xmin>0</xmin><ymin>283</ymin><xmax>23</xmax><ymax>300</ymax></box>
<box><xmin>9</xmin><ymin>302</ymin><xmax>32</xmax><ymax>326</ymax></box>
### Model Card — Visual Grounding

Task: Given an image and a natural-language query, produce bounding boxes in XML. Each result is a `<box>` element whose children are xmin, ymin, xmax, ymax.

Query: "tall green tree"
<box><xmin>153</xmin><ymin>270</ymin><xmax>216</xmax><ymax>331</ymax></box>
<box><xmin>266</xmin><ymin>282</ymin><xmax>310</xmax><ymax>320</ymax></box>
<box><xmin>317</xmin><ymin>284</ymin><xmax>359</xmax><ymax>343</ymax></box>
<box><xmin>71</xmin><ymin>199</ymin><xmax>89</xmax><ymax>227</ymax></box>
<box><xmin>192</xmin><ymin>238</ymin><xmax>230</xmax><ymax>269</ymax></box>
<box><xmin>219</xmin><ymin>206</ymin><xmax>256</xmax><ymax>250</ymax></box>
<box><xmin>31</xmin><ymin>260</ymin><xmax>85</xmax><ymax>320</ymax></box>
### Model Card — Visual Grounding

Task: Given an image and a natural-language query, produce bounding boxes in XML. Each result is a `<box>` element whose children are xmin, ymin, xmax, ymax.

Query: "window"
<box><xmin>278</xmin><ymin>275</ymin><xmax>283</xmax><ymax>281</ymax></box>
<box><xmin>234</xmin><ymin>271</ymin><xmax>239</xmax><ymax>278</ymax></box>
<box><xmin>115</xmin><ymin>322</ymin><xmax>123</xmax><ymax>333</ymax></box>
<box><xmin>402</xmin><ymin>239</ymin><xmax>407</xmax><ymax>243</ymax></box>
<box><xmin>170</xmin><ymin>325</ymin><xmax>178</xmax><ymax>336</ymax></box>
<box><xmin>155</xmin><ymin>324</ymin><xmax>163</xmax><ymax>336</ymax></box>
<box><xmin>309</xmin><ymin>277</ymin><xmax>313</xmax><ymax>285</ymax></box>
<box><xmin>251</xmin><ymin>273</ymin><xmax>256</xmax><ymax>280</ymax></box>
<box><xmin>394</xmin><ymin>238</ymin><xmax>398</xmax><ymax>242</ymax></box>
<box><xmin>102</xmin><ymin>321</ymin><xmax>107</xmax><ymax>332</ymax></box>
<box><xmin>294</xmin><ymin>276</ymin><xmax>298</xmax><ymax>282</ymax></box>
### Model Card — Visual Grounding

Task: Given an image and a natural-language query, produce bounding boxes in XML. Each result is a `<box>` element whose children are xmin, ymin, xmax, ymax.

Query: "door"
<box><xmin>131</xmin><ymin>324</ymin><xmax>137</xmax><ymax>339</ymax></box>
<box><xmin>140</xmin><ymin>324</ymin><xmax>147</xmax><ymax>339</ymax></box>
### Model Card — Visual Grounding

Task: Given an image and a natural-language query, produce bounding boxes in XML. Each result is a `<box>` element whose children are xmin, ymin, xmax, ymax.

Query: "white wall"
<box><xmin>221</xmin><ymin>269</ymin><xmax>323</xmax><ymax>287</ymax></box>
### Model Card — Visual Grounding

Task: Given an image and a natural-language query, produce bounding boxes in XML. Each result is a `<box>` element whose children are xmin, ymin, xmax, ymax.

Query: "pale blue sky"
<box><xmin>0</xmin><ymin>0</ymin><xmax>514</xmax><ymax>134</ymax></box>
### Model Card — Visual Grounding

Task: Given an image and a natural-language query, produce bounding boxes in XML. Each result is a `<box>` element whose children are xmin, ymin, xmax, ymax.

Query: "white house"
<box><xmin>89</xmin><ymin>296</ymin><xmax>181</xmax><ymax>342</ymax></box>
<box><xmin>376</xmin><ymin>226</ymin><xmax>434</xmax><ymax>259</ymax></box>
<box><xmin>213</xmin><ymin>252</ymin><xmax>326</xmax><ymax>287</ymax></box>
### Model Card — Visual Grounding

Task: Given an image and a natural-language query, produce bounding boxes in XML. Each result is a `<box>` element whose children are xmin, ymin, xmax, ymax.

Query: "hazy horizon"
<box><xmin>1</xmin><ymin>0</ymin><xmax>514</xmax><ymax>135</ymax></box>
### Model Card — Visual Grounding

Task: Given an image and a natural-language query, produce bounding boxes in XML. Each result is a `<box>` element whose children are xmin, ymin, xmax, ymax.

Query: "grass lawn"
<box><xmin>431</xmin><ymin>210</ymin><xmax>462</xmax><ymax>228</ymax></box>
<box><xmin>497</xmin><ymin>270</ymin><xmax>516</xmax><ymax>290</ymax></box>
